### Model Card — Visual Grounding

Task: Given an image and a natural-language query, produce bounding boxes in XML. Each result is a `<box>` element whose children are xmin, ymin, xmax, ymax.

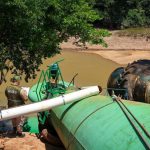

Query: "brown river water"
<box><xmin>0</xmin><ymin>50</ymin><xmax>121</xmax><ymax>107</ymax></box>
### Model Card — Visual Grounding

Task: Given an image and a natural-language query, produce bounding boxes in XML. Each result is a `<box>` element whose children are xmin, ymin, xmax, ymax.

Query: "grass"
<box><xmin>116</xmin><ymin>28</ymin><xmax>150</xmax><ymax>39</ymax></box>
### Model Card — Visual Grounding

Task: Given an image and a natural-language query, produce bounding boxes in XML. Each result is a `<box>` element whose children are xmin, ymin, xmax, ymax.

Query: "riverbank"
<box><xmin>0</xmin><ymin>133</ymin><xmax>65</xmax><ymax>150</ymax></box>
<box><xmin>61</xmin><ymin>31</ymin><xmax>150</xmax><ymax>65</ymax></box>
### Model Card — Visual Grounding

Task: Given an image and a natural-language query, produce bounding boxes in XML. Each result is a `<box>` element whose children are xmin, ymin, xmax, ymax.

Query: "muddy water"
<box><xmin>0</xmin><ymin>50</ymin><xmax>121</xmax><ymax>106</ymax></box>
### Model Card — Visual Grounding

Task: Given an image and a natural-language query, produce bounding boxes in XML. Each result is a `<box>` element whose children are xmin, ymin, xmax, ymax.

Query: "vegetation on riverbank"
<box><xmin>94</xmin><ymin>0</ymin><xmax>150</xmax><ymax>29</ymax></box>
<box><xmin>116</xmin><ymin>28</ymin><xmax>150</xmax><ymax>39</ymax></box>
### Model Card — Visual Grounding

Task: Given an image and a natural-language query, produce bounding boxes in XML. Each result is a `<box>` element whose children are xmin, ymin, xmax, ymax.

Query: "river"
<box><xmin>0</xmin><ymin>50</ymin><xmax>121</xmax><ymax>107</ymax></box>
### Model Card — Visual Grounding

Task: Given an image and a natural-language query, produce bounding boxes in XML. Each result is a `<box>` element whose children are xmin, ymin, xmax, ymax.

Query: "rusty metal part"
<box><xmin>145</xmin><ymin>82</ymin><xmax>150</xmax><ymax>103</ymax></box>
<box><xmin>41</xmin><ymin>129</ymin><xmax>63</xmax><ymax>146</ymax></box>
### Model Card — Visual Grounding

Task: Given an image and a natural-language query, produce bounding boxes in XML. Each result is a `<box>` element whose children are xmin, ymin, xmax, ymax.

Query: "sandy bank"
<box><xmin>0</xmin><ymin>133</ymin><xmax>65</xmax><ymax>150</ymax></box>
<box><xmin>61</xmin><ymin>31</ymin><xmax>150</xmax><ymax>65</ymax></box>
<box><xmin>82</xmin><ymin>50</ymin><xmax>150</xmax><ymax>65</ymax></box>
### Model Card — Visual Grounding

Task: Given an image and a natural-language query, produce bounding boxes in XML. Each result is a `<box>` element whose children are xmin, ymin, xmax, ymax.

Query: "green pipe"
<box><xmin>50</xmin><ymin>95</ymin><xmax>150</xmax><ymax>150</ymax></box>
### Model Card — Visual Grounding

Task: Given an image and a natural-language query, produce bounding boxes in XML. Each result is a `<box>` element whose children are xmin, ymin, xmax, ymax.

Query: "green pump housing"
<box><xmin>27</xmin><ymin>59</ymin><xmax>75</xmax><ymax>133</ymax></box>
<box><xmin>27</xmin><ymin>60</ymin><xmax>150</xmax><ymax>150</ymax></box>
<box><xmin>29</xmin><ymin>59</ymin><xmax>67</xmax><ymax>102</ymax></box>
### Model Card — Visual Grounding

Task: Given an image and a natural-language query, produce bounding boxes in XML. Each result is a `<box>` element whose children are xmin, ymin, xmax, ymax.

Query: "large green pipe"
<box><xmin>50</xmin><ymin>95</ymin><xmax>150</xmax><ymax>150</ymax></box>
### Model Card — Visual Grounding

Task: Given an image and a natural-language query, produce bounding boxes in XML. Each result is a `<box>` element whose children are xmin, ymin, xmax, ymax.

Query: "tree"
<box><xmin>122</xmin><ymin>9</ymin><xmax>146</xmax><ymax>28</ymax></box>
<box><xmin>94</xmin><ymin>0</ymin><xmax>150</xmax><ymax>29</ymax></box>
<box><xmin>94</xmin><ymin>0</ymin><xmax>129</xmax><ymax>29</ymax></box>
<box><xmin>93</xmin><ymin>0</ymin><xmax>114</xmax><ymax>28</ymax></box>
<box><xmin>140</xmin><ymin>0</ymin><xmax>150</xmax><ymax>25</ymax></box>
<box><xmin>0</xmin><ymin>0</ymin><xmax>109</xmax><ymax>83</ymax></box>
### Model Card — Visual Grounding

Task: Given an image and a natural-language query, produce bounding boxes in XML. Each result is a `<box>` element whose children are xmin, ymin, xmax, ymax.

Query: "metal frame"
<box><xmin>35</xmin><ymin>59</ymin><xmax>66</xmax><ymax>101</ymax></box>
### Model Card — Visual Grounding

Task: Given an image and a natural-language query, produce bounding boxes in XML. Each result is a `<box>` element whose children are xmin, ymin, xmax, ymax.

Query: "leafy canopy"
<box><xmin>95</xmin><ymin>0</ymin><xmax>150</xmax><ymax>29</ymax></box>
<box><xmin>0</xmin><ymin>0</ymin><xmax>109</xmax><ymax>83</ymax></box>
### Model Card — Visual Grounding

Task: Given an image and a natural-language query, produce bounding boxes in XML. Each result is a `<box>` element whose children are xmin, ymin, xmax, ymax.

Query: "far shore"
<box><xmin>79</xmin><ymin>50</ymin><xmax>150</xmax><ymax>65</ymax></box>
<box><xmin>61</xmin><ymin>31</ymin><xmax>150</xmax><ymax>65</ymax></box>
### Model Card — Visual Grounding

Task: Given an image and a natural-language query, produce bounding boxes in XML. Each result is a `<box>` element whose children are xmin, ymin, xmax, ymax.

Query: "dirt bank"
<box><xmin>0</xmin><ymin>133</ymin><xmax>65</xmax><ymax>150</ymax></box>
<box><xmin>61</xmin><ymin>31</ymin><xmax>150</xmax><ymax>65</ymax></box>
<box><xmin>83</xmin><ymin>50</ymin><xmax>150</xmax><ymax>65</ymax></box>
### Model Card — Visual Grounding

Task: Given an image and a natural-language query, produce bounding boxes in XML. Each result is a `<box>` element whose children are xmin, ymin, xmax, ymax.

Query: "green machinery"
<box><xmin>27</xmin><ymin>59</ymin><xmax>75</xmax><ymax>133</ymax></box>
<box><xmin>26</xmin><ymin>60</ymin><xmax>150</xmax><ymax>150</ymax></box>
<box><xmin>29</xmin><ymin>59</ymin><xmax>67</xmax><ymax>102</ymax></box>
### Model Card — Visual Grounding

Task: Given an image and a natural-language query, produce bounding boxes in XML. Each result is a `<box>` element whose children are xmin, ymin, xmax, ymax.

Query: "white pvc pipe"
<box><xmin>0</xmin><ymin>86</ymin><xmax>100</xmax><ymax>121</ymax></box>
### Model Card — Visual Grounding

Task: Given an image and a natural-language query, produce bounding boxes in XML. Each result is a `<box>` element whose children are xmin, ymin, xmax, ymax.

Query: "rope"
<box><xmin>118</xmin><ymin>98</ymin><xmax>150</xmax><ymax>138</ymax></box>
<box><xmin>113</xmin><ymin>95</ymin><xmax>150</xmax><ymax>150</ymax></box>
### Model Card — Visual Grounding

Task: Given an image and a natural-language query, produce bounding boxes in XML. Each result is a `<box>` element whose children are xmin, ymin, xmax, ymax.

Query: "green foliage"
<box><xmin>140</xmin><ymin>0</ymin><xmax>150</xmax><ymax>25</ymax></box>
<box><xmin>116</xmin><ymin>27</ymin><xmax>150</xmax><ymax>38</ymax></box>
<box><xmin>95</xmin><ymin>0</ymin><xmax>150</xmax><ymax>29</ymax></box>
<box><xmin>122</xmin><ymin>9</ymin><xmax>146</xmax><ymax>28</ymax></box>
<box><xmin>95</xmin><ymin>0</ymin><xmax>129</xmax><ymax>28</ymax></box>
<box><xmin>0</xmin><ymin>0</ymin><xmax>109</xmax><ymax>83</ymax></box>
